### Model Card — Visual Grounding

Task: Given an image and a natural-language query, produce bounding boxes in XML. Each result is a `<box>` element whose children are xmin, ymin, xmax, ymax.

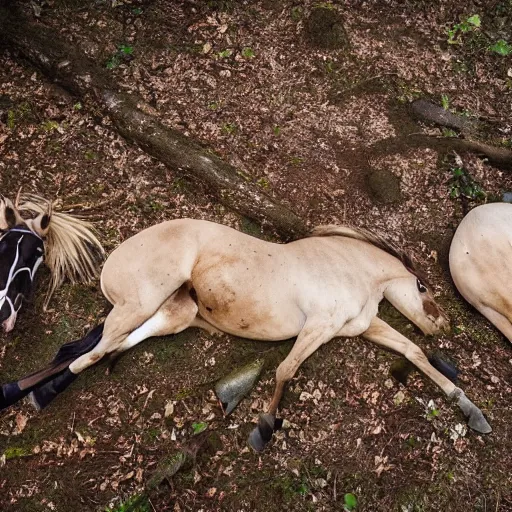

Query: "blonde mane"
<box><xmin>308</xmin><ymin>225</ymin><xmax>420</xmax><ymax>274</ymax></box>
<box><xmin>18</xmin><ymin>194</ymin><xmax>105</xmax><ymax>308</ymax></box>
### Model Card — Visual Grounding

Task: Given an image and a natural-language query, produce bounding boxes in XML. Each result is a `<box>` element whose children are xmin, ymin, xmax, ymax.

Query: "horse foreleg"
<box><xmin>363</xmin><ymin>317</ymin><xmax>491</xmax><ymax>434</ymax></box>
<box><xmin>248</xmin><ymin>320</ymin><xmax>339</xmax><ymax>452</ymax></box>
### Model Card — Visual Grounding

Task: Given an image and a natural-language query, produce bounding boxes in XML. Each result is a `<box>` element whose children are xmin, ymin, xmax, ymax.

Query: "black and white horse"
<box><xmin>0</xmin><ymin>194</ymin><xmax>103</xmax><ymax>332</ymax></box>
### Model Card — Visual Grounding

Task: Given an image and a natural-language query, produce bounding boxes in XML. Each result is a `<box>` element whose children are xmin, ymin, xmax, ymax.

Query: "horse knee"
<box><xmin>275</xmin><ymin>359</ymin><xmax>296</xmax><ymax>383</ymax></box>
<box><xmin>405</xmin><ymin>343</ymin><xmax>427</xmax><ymax>366</ymax></box>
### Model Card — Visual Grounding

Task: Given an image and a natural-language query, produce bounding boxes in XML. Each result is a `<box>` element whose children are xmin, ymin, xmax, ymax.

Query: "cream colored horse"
<box><xmin>1</xmin><ymin>219</ymin><xmax>491</xmax><ymax>450</ymax></box>
<box><xmin>450</xmin><ymin>202</ymin><xmax>512</xmax><ymax>341</ymax></box>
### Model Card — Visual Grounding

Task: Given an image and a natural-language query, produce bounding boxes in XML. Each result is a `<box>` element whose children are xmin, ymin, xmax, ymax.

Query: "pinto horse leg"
<box><xmin>363</xmin><ymin>317</ymin><xmax>491</xmax><ymax>434</ymax></box>
<box><xmin>248</xmin><ymin>320</ymin><xmax>340</xmax><ymax>452</ymax></box>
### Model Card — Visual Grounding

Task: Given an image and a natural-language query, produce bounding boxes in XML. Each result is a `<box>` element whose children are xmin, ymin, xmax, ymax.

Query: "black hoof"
<box><xmin>0</xmin><ymin>381</ymin><xmax>30</xmax><ymax>410</ymax></box>
<box><xmin>247</xmin><ymin>414</ymin><xmax>282</xmax><ymax>452</ymax></box>
<box><xmin>429</xmin><ymin>352</ymin><xmax>459</xmax><ymax>383</ymax></box>
<box><xmin>29</xmin><ymin>368</ymin><xmax>78</xmax><ymax>410</ymax></box>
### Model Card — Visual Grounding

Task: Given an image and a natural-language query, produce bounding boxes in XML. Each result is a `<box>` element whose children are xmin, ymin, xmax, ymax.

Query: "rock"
<box><xmin>502</xmin><ymin>192</ymin><xmax>512</xmax><ymax>203</ymax></box>
<box><xmin>410</xmin><ymin>99</ymin><xmax>477</xmax><ymax>133</ymax></box>
<box><xmin>306</xmin><ymin>7</ymin><xmax>349</xmax><ymax>50</ymax></box>
<box><xmin>366</xmin><ymin>170</ymin><xmax>401</xmax><ymax>204</ymax></box>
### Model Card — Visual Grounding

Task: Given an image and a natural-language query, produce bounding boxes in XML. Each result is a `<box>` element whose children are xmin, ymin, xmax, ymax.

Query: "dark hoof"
<box><xmin>429</xmin><ymin>352</ymin><xmax>459</xmax><ymax>383</ymax></box>
<box><xmin>247</xmin><ymin>414</ymin><xmax>282</xmax><ymax>452</ymax></box>
<box><xmin>29</xmin><ymin>368</ymin><xmax>78</xmax><ymax>410</ymax></box>
<box><xmin>0</xmin><ymin>381</ymin><xmax>29</xmax><ymax>410</ymax></box>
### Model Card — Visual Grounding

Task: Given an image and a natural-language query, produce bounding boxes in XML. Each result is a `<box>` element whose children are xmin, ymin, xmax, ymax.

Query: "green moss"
<box><xmin>3</xmin><ymin>446</ymin><xmax>32</xmax><ymax>460</ymax></box>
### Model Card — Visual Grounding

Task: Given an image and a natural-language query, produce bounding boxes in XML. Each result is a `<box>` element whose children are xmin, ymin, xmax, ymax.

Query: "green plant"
<box><xmin>257</xmin><ymin>177</ymin><xmax>270</xmax><ymax>188</ymax></box>
<box><xmin>217</xmin><ymin>49</ymin><xmax>232</xmax><ymax>59</ymax></box>
<box><xmin>344</xmin><ymin>493</ymin><xmax>357</xmax><ymax>511</ymax></box>
<box><xmin>291</xmin><ymin>6</ymin><xmax>303</xmax><ymax>20</ymax></box>
<box><xmin>241</xmin><ymin>47</ymin><xmax>255</xmax><ymax>58</ymax></box>
<box><xmin>447</xmin><ymin>14</ymin><xmax>481</xmax><ymax>45</ymax></box>
<box><xmin>489</xmin><ymin>39</ymin><xmax>512</xmax><ymax>55</ymax></box>
<box><xmin>273</xmin><ymin>125</ymin><xmax>281</xmax><ymax>135</ymax></box>
<box><xmin>449</xmin><ymin>165</ymin><xmax>486</xmax><ymax>200</ymax></box>
<box><xmin>442</xmin><ymin>128</ymin><xmax>458</xmax><ymax>137</ymax></box>
<box><xmin>192</xmin><ymin>422</ymin><xmax>208</xmax><ymax>435</ymax></box>
<box><xmin>106</xmin><ymin>44</ymin><xmax>134</xmax><ymax>69</ymax></box>
<box><xmin>105</xmin><ymin>494</ymin><xmax>149</xmax><ymax>512</ymax></box>
<box><xmin>441</xmin><ymin>94</ymin><xmax>450</xmax><ymax>110</ymax></box>
<box><xmin>42</xmin><ymin>120</ymin><xmax>60</xmax><ymax>132</ymax></box>
<box><xmin>73</xmin><ymin>102</ymin><xmax>82</xmax><ymax>111</ymax></box>
<box><xmin>222</xmin><ymin>122</ymin><xmax>237</xmax><ymax>135</ymax></box>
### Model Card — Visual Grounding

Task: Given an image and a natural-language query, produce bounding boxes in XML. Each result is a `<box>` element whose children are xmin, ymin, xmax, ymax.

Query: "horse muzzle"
<box><xmin>2</xmin><ymin>312</ymin><xmax>17</xmax><ymax>333</ymax></box>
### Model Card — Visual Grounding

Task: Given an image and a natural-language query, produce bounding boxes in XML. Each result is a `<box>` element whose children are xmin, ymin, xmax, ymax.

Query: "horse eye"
<box><xmin>416</xmin><ymin>279</ymin><xmax>427</xmax><ymax>293</ymax></box>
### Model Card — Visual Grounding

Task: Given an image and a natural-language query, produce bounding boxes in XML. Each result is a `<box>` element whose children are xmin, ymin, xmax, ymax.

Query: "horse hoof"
<box><xmin>0</xmin><ymin>382</ymin><xmax>27</xmax><ymax>410</ymax></box>
<box><xmin>468</xmin><ymin>411</ymin><xmax>492</xmax><ymax>434</ymax></box>
<box><xmin>247</xmin><ymin>414</ymin><xmax>282</xmax><ymax>452</ymax></box>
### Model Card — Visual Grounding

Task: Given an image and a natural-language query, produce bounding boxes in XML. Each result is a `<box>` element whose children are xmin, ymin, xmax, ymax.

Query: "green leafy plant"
<box><xmin>192</xmin><ymin>422</ymin><xmax>208</xmax><ymax>435</ymax></box>
<box><xmin>489</xmin><ymin>39</ymin><xmax>512</xmax><ymax>55</ymax></box>
<box><xmin>441</xmin><ymin>94</ymin><xmax>450</xmax><ymax>110</ymax></box>
<box><xmin>344</xmin><ymin>493</ymin><xmax>357</xmax><ymax>511</ymax></box>
<box><xmin>290</xmin><ymin>6</ymin><xmax>303</xmax><ymax>20</ymax></box>
<box><xmin>73</xmin><ymin>102</ymin><xmax>82</xmax><ymax>111</ymax></box>
<box><xmin>449</xmin><ymin>165</ymin><xmax>486</xmax><ymax>200</ymax></box>
<box><xmin>447</xmin><ymin>14</ymin><xmax>481</xmax><ymax>45</ymax></box>
<box><xmin>217</xmin><ymin>49</ymin><xmax>232</xmax><ymax>59</ymax></box>
<box><xmin>241</xmin><ymin>47</ymin><xmax>255</xmax><ymax>58</ymax></box>
<box><xmin>106</xmin><ymin>44</ymin><xmax>134</xmax><ymax>69</ymax></box>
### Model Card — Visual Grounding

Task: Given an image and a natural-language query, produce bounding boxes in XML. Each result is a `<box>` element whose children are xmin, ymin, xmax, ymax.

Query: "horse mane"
<box><xmin>18</xmin><ymin>194</ymin><xmax>105</xmax><ymax>308</ymax></box>
<box><xmin>307</xmin><ymin>225</ymin><xmax>423</xmax><ymax>278</ymax></box>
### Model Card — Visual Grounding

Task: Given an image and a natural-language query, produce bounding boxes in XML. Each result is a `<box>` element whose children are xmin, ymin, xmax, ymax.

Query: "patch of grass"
<box><xmin>256</xmin><ymin>177</ymin><xmax>270</xmax><ymax>188</ymax></box>
<box><xmin>73</xmin><ymin>102</ymin><xmax>82</xmax><ymax>111</ymax></box>
<box><xmin>288</xmin><ymin>156</ymin><xmax>303</xmax><ymax>166</ymax></box>
<box><xmin>273</xmin><ymin>125</ymin><xmax>281</xmax><ymax>135</ymax></box>
<box><xmin>42</xmin><ymin>120</ymin><xmax>61</xmax><ymax>132</ymax></box>
<box><xmin>192</xmin><ymin>421</ymin><xmax>208</xmax><ymax>435</ymax></box>
<box><xmin>291</xmin><ymin>6</ymin><xmax>303</xmax><ymax>20</ymax></box>
<box><xmin>217</xmin><ymin>49</ymin><xmax>232</xmax><ymax>59</ymax></box>
<box><xmin>222</xmin><ymin>122</ymin><xmax>237</xmax><ymax>135</ymax></box>
<box><xmin>441</xmin><ymin>94</ymin><xmax>450</xmax><ymax>110</ymax></box>
<box><xmin>85</xmin><ymin>150</ymin><xmax>98</xmax><ymax>160</ymax></box>
<box><xmin>3</xmin><ymin>446</ymin><xmax>32</xmax><ymax>460</ymax></box>
<box><xmin>447</xmin><ymin>14</ymin><xmax>481</xmax><ymax>45</ymax></box>
<box><xmin>241</xmin><ymin>47</ymin><xmax>255</xmax><ymax>59</ymax></box>
<box><xmin>442</xmin><ymin>128</ymin><xmax>458</xmax><ymax>137</ymax></box>
<box><xmin>6</xmin><ymin>102</ymin><xmax>33</xmax><ymax>129</ymax></box>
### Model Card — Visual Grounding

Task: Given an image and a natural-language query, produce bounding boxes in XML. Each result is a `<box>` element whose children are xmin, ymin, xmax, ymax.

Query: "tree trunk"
<box><xmin>0</xmin><ymin>10</ymin><xmax>307</xmax><ymax>238</ymax></box>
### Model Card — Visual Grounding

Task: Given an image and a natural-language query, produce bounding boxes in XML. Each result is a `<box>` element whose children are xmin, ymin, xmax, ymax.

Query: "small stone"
<box><xmin>393</xmin><ymin>391</ymin><xmax>406</xmax><ymax>405</ymax></box>
<box><xmin>366</xmin><ymin>170</ymin><xmax>401</xmax><ymax>204</ymax></box>
<box><xmin>384</xmin><ymin>379</ymin><xmax>394</xmax><ymax>389</ymax></box>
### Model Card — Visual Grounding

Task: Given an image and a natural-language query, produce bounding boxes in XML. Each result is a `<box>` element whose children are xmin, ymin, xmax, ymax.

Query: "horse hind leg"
<box><xmin>30</xmin><ymin>291</ymin><xmax>199</xmax><ymax>409</ymax></box>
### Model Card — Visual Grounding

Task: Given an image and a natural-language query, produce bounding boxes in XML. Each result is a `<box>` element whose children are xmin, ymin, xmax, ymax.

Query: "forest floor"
<box><xmin>1</xmin><ymin>1</ymin><xmax>512</xmax><ymax>511</ymax></box>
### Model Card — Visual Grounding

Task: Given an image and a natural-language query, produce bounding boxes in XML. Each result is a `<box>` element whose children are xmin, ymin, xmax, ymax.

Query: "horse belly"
<box><xmin>191</xmin><ymin>264</ymin><xmax>304</xmax><ymax>341</ymax></box>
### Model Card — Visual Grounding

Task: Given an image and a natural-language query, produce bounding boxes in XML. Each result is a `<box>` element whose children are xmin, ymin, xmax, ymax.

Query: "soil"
<box><xmin>1</xmin><ymin>1</ymin><xmax>512</xmax><ymax>511</ymax></box>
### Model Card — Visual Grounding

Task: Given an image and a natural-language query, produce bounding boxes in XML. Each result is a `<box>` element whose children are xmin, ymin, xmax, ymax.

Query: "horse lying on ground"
<box><xmin>0</xmin><ymin>219</ymin><xmax>492</xmax><ymax>450</ymax></box>
<box><xmin>0</xmin><ymin>194</ymin><xmax>103</xmax><ymax>332</ymax></box>
<box><xmin>450</xmin><ymin>202</ymin><xmax>512</xmax><ymax>342</ymax></box>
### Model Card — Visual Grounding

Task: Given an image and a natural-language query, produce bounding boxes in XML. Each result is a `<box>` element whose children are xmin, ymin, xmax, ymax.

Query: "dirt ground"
<box><xmin>1</xmin><ymin>0</ymin><xmax>512</xmax><ymax>511</ymax></box>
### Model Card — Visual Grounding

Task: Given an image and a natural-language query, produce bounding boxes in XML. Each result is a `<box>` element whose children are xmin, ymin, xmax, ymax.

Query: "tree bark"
<box><xmin>0</xmin><ymin>10</ymin><xmax>307</xmax><ymax>238</ymax></box>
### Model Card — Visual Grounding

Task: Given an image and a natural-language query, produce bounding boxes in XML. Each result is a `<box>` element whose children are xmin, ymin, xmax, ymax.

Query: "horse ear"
<box><xmin>0</xmin><ymin>196</ymin><xmax>24</xmax><ymax>230</ymax></box>
<box><xmin>29</xmin><ymin>212</ymin><xmax>52</xmax><ymax>237</ymax></box>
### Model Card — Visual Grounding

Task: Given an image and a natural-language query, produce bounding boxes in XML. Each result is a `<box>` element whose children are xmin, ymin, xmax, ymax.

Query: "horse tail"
<box><xmin>0</xmin><ymin>323</ymin><xmax>104</xmax><ymax>410</ymax></box>
<box><xmin>18</xmin><ymin>194</ymin><xmax>105</xmax><ymax>308</ymax></box>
